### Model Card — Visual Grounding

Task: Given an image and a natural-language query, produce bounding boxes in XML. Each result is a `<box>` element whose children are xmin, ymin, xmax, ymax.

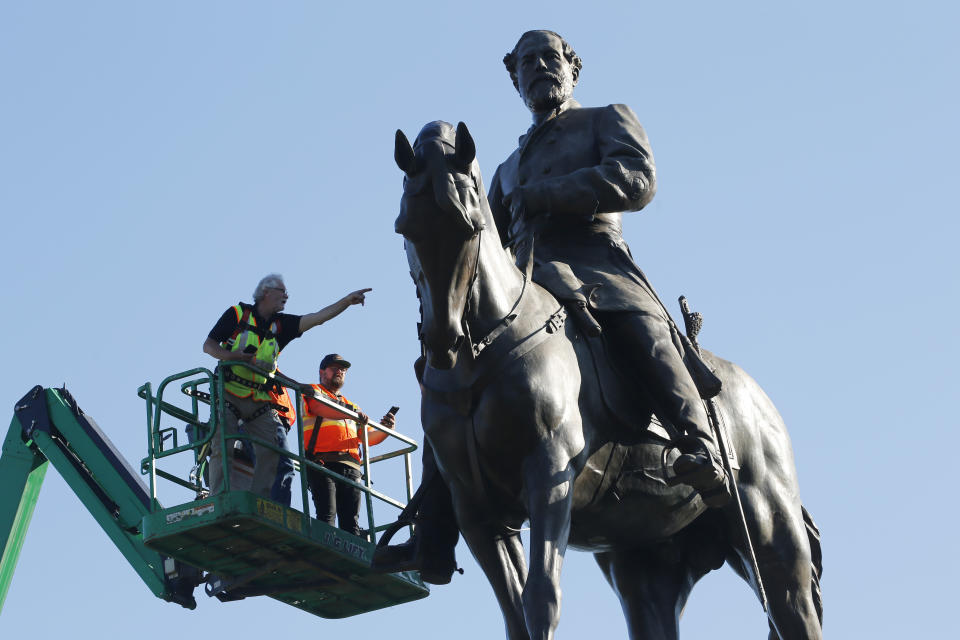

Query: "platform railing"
<box><xmin>138</xmin><ymin>364</ymin><xmax>418</xmax><ymax>544</ymax></box>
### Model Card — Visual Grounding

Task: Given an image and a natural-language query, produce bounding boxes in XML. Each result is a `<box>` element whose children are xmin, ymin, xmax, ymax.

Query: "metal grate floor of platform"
<box><xmin>141</xmin><ymin>491</ymin><xmax>428</xmax><ymax>618</ymax></box>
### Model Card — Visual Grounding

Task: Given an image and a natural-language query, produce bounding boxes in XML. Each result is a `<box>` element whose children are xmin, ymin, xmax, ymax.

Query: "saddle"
<box><xmin>534</xmin><ymin>260</ymin><xmax>721</xmax><ymax>406</ymax></box>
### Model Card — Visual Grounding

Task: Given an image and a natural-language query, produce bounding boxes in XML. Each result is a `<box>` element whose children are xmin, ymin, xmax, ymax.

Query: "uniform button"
<box><xmin>547</xmin><ymin>138</ymin><xmax>557</xmax><ymax>144</ymax></box>
<box><xmin>543</xmin><ymin>166</ymin><xmax>552</xmax><ymax>174</ymax></box>
<box><xmin>519</xmin><ymin>177</ymin><xmax>527</xmax><ymax>185</ymax></box>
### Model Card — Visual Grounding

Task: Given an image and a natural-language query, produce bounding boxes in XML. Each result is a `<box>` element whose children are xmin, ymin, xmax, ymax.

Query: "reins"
<box><xmin>458</xmin><ymin>227</ymin><xmax>484</xmax><ymax>358</ymax></box>
<box><xmin>462</xmin><ymin>229</ymin><xmax>530</xmax><ymax>359</ymax></box>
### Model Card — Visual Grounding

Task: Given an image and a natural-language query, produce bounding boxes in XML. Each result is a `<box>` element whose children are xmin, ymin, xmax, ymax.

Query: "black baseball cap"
<box><xmin>320</xmin><ymin>354</ymin><xmax>351</xmax><ymax>370</ymax></box>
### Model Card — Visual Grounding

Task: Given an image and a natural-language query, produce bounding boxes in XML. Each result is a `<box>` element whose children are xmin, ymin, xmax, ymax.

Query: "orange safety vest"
<box><xmin>269</xmin><ymin>384</ymin><xmax>297</xmax><ymax>428</ymax></box>
<box><xmin>301</xmin><ymin>384</ymin><xmax>387</xmax><ymax>463</ymax></box>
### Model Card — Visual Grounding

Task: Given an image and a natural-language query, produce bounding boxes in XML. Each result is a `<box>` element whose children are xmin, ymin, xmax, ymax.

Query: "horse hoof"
<box><xmin>370</xmin><ymin>540</ymin><xmax>419</xmax><ymax>574</ymax></box>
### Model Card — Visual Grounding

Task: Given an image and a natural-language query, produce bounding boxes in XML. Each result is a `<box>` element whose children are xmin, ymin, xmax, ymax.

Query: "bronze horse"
<box><xmin>394</xmin><ymin>120</ymin><xmax>823</xmax><ymax>640</ymax></box>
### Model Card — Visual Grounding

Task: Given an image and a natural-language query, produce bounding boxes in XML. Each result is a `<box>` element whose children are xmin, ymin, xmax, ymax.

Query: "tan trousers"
<box><xmin>208</xmin><ymin>393</ymin><xmax>283</xmax><ymax>497</ymax></box>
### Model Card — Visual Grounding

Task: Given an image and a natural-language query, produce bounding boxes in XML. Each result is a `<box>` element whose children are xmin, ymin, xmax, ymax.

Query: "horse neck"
<box><xmin>465</xmin><ymin>205</ymin><xmax>525</xmax><ymax>336</ymax></box>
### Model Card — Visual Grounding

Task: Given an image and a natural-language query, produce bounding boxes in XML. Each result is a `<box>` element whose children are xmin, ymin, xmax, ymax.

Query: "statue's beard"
<box><xmin>523</xmin><ymin>75</ymin><xmax>572</xmax><ymax>113</ymax></box>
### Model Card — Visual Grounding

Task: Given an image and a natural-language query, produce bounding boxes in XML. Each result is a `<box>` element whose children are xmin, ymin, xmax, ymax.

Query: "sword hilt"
<box><xmin>678</xmin><ymin>295</ymin><xmax>703</xmax><ymax>346</ymax></box>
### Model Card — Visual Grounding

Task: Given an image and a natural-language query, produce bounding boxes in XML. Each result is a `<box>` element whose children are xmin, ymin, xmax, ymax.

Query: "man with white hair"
<box><xmin>203</xmin><ymin>273</ymin><xmax>371</xmax><ymax>499</ymax></box>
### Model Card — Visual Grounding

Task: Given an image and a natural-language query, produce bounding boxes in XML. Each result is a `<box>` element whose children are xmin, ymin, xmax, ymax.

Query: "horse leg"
<box><xmin>520</xmin><ymin>444</ymin><xmax>578</xmax><ymax>640</ymax></box>
<box><xmin>595</xmin><ymin>544</ymin><xmax>710</xmax><ymax>640</ymax></box>
<box><xmin>732</xmin><ymin>483</ymin><xmax>823</xmax><ymax>640</ymax></box>
<box><xmin>455</xmin><ymin>505</ymin><xmax>530</xmax><ymax>640</ymax></box>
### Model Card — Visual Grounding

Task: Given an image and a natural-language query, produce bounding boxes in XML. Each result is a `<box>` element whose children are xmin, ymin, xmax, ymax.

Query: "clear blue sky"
<box><xmin>2</xmin><ymin>1</ymin><xmax>956</xmax><ymax>637</ymax></box>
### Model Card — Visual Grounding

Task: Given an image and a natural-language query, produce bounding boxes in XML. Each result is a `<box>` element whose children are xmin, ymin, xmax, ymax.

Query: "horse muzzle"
<box><xmin>423</xmin><ymin>332</ymin><xmax>463</xmax><ymax>370</ymax></box>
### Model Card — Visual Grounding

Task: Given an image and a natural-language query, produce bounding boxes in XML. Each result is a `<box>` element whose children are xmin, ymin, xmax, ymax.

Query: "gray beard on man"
<box><xmin>523</xmin><ymin>76</ymin><xmax>571</xmax><ymax>114</ymax></box>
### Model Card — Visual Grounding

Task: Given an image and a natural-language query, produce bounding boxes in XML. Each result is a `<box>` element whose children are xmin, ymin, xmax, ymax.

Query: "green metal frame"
<box><xmin>138</xmin><ymin>364</ymin><xmax>420</xmax><ymax>542</ymax></box>
<box><xmin>141</xmin><ymin>491</ymin><xmax>427</xmax><ymax>617</ymax></box>
<box><xmin>0</xmin><ymin>417</ymin><xmax>48</xmax><ymax>610</ymax></box>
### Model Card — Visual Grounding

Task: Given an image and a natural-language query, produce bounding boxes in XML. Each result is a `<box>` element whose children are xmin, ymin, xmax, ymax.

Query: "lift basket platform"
<box><xmin>142</xmin><ymin>490</ymin><xmax>428</xmax><ymax>618</ymax></box>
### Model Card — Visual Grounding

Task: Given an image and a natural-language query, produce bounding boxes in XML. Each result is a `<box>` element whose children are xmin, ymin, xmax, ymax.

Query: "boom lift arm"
<box><xmin>0</xmin><ymin>385</ymin><xmax>200</xmax><ymax>613</ymax></box>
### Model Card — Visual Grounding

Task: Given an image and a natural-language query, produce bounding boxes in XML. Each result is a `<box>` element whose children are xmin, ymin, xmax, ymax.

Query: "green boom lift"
<box><xmin>0</xmin><ymin>366</ymin><xmax>428</xmax><ymax>618</ymax></box>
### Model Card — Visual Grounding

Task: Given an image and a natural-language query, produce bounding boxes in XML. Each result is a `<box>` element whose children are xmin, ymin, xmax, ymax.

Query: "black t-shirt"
<box><xmin>208</xmin><ymin>302</ymin><xmax>303</xmax><ymax>353</ymax></box>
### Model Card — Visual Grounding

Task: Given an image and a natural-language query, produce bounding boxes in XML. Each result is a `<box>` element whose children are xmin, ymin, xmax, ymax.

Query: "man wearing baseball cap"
<box><xmin>301</xmin><ymin>354</ymin><xmax>396</xmax><ymax>536</ymax></box>
<box><xmin>203</xmin><ymin>274</ymin><xmax>372</xmax><ymax>500</ymax></box>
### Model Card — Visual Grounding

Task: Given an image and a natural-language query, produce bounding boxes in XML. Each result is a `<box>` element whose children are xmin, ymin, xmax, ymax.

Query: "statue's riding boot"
<box><xmin>598</xmin><ymin>312</ymin><xmax>732</xmax><ymax>508</ymax></box>
<box><xmin>672</xmin><ymin>430</ymin><xmax>730</xmax><ymax>508</ymax></box>
<box><xmin>371</xmin><ymin>441</ymin><xmax>460</xmax><ymax>584</ymax></box>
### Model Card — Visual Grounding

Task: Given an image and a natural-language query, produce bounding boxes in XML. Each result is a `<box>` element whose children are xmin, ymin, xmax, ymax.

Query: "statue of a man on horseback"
<box><xmin>378</xmin><ymin>30</ymin><xmax>823</xmax><ymax>640</ymax></box>
<box><xmin>490</xmin><ymin>29</ymin><xmax>730</xmax><ymax>507</ymax></box>
<box><xmin>375</xmin><ymin>28</ymin><xmax>732</xmax><ymax>581</ymax></box>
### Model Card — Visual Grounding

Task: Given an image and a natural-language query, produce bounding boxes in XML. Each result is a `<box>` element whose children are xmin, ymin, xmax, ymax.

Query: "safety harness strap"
<box><xmin>224</xmin><ymin>306</ymin><xmax>280</xmax><ymax>348</ymax></box>
<box><xmin>222</xmin><ymin>368</ymin><xmax>281</xmax><ymax>393</ymax></box>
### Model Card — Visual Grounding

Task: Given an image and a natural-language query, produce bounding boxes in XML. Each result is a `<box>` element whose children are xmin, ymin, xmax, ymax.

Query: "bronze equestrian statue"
<box><xmin>375</xmin><ymin>31</ymin><xmax>823</xmax><ymax>640</ymax></box>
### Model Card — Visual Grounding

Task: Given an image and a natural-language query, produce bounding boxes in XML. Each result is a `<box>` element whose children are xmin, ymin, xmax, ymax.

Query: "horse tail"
<box><xmin>802</xmin><ymin>504</ymin><xmax>824</xmax><ymax>626</ymax></box>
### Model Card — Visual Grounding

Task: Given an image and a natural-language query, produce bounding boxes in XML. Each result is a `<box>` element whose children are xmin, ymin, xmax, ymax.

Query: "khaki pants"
<box><xmin>208</xmin><ymin>393</ymin><xmax>283</xmax><ymax>497</ymax></box>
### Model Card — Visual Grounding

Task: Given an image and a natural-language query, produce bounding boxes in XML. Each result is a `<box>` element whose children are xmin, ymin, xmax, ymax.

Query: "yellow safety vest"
<box><xmin>221</xmin><ymin>304</ymin><xmax>280</xmax><ymax>402</ymax></box>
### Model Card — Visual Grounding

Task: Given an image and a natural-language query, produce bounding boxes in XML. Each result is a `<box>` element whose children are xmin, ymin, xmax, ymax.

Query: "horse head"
<box><xmin>394</xmin><ymin>121</ymin><xmax>487</xmax><ymax>369</ymax></box>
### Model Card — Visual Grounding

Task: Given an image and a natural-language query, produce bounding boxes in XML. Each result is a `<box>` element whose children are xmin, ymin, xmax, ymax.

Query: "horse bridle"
<box><xmin>466</xmin><ymin>236</ymin><xmax>528</xmax><ymax>359</ymax></box>
<box><xmin>404</xmin><ymin>154</ymin><xmax>529</xmax><ymax>362</ymax></box>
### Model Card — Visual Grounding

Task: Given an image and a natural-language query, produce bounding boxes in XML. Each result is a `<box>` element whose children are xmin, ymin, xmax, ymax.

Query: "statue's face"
<box><xmin>515</xmin><ymin>32</ymin><xmax>576</xmax><ymax>113</ymax></box>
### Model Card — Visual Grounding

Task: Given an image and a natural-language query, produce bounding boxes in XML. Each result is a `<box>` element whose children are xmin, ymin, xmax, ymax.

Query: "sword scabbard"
<box><xmin>679</xmin><ymin>295</ymin><xmax>769</xmax><ymax>612</ymax></box>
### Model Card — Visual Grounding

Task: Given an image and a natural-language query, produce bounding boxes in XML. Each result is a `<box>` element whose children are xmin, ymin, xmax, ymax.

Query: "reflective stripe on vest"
<box><xmin>222</xmin><ymin>304</ymin><xmax>280</xmax><ymax>402</ymax></box>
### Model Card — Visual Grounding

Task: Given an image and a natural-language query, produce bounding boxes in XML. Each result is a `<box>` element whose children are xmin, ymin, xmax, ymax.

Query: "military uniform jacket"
<box><xmin>488</xmin><ymin>100</ymin><xmax>667</xmax><ymax>318</ymax></box>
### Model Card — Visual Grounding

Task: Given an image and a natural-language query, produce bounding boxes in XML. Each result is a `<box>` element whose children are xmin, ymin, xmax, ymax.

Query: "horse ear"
<box><xmin>454</xmin><ymin>121</ymin><xmax>476</xmax><ymax>170</ymax></box>
<box><xmin>395</xmin><ymin>129</ymin><xmax>417</xmax><ymax>174</ymax></box>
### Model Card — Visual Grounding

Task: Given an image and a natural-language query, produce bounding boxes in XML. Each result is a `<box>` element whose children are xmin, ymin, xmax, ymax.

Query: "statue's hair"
<box><xmin>503</xmin><ymin>30</ymin><xmax>582</xmax><ymax>92</ymax></box>
<box><xmin>253</xmin><ymin>273</ymin><xmax>285</xmax><ymax>302</ymax></box>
